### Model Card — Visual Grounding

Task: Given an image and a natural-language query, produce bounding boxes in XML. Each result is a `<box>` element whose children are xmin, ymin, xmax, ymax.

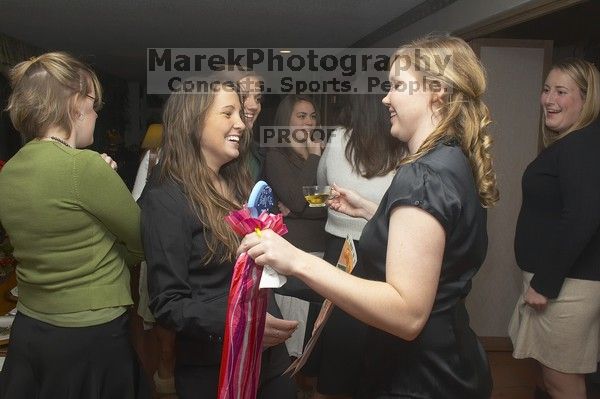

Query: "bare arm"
<box><xmin>242</xmin><ymin>205</ymin><xmax>444</xmax><ymax>340</ymax></box>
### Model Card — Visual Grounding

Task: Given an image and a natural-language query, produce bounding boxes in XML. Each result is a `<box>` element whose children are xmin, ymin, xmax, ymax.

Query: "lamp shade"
<box><xmin>141</xmin><ymin>124</ymin><xmax>163</xmax><ymax>150</ymax></box>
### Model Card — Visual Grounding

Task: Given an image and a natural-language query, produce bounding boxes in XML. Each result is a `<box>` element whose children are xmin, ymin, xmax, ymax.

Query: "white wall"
<box><xmin>465</xmin><ymin>44</ymin><xmax>546</xmax><ymax>336</ymax></box>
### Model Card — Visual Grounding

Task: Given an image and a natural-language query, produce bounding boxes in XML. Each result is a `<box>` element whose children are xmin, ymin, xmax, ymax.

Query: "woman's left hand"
<box><xmin>239</xmin><ymin>229</ymin><xmax>301</xmax><ymax>275</ymax></box>
<box><xmin>262</xmin><ymin>313</ymin><xmax>299</xmax><ymax>349</ymax></box>
<box><xmin>100</xmin><ymin>153</ymin><xmax>118</xmax><ymax>171</ymax></box>
<box><xmin>524</xmin><ymin>286</ymin><xmax>548</xmax><ymax>311</ymax></box>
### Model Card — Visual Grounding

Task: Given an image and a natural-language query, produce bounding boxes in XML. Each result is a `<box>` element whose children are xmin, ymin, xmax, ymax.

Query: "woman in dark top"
<box><xmin>263</xmin><ymin>94</ymin><xmax>327</xmax><ymax>361</ymax></box>
<box><xmin>239</xmin><ymin>35</ymin><xmax>498</xmax><ymax>398</ymax></box>
<box><xmin>509</xmin><ymin>58</ymin><xmax>600</xmax><ymax>399</ymax></box>
<box><xmin>264</xmin><ymin>94</ymin><xmax>327</xmax><ymax>252</ymax></box>
<box><xmin>139</xmin><ymin>78</ymin><xmax>296</xmax><ymax>399</ymax></box>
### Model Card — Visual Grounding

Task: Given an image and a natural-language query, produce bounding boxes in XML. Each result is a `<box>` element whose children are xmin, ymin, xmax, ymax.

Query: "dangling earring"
<box><xmin>78</xmin><ymin>113</ymin><xmax>84</xmax><ymax>120</ymax></box>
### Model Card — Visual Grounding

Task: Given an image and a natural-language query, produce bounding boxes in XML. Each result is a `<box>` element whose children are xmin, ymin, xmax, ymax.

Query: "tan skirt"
<box><xmin>509</xmin><ymin>271</ymin><xmax>600</xmax><ymax>373</ymax></box>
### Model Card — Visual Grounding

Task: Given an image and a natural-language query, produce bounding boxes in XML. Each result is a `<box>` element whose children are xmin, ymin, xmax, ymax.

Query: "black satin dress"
<box><xmin>355</xmin><ymin>141</ymin><xmax>492</xmax><ymax>399</ymax></box>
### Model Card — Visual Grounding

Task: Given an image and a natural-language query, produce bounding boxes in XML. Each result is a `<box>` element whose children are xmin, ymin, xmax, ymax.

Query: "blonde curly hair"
<box><xmin>393</xmin><ymin>35</ymin><xmax>499</xmax><ymax>208</ymax></box>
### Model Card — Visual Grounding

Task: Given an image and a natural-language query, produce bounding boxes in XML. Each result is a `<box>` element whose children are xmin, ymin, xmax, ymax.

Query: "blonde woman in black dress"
<box><xmin>239</xmin><ymin>35</ymin><xmax>498</xmax><ymax>398</ymax></box>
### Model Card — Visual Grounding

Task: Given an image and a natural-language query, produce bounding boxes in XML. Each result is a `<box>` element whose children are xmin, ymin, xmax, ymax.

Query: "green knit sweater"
<box><xmin>0</xmin><ymin>140</ymin><xmax>144</xmax><ymax>326</ymax></box>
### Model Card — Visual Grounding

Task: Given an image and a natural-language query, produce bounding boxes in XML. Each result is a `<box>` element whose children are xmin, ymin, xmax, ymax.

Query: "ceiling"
<box><xmin>0</xmin><ymin>0</ymin><xmax>427</xmax><ymax>81</ymax></box>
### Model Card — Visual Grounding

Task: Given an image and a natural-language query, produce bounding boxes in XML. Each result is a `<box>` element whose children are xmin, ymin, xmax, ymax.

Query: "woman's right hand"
<box><xmin>100</xmin><ymin>153</ymin><xmax>118</xmax><ymax>171</ymax></box>
<box><xmin>524</xmin><ymin>285</ymin><xmax>548</xmax><ymax>311</ymax></box>
<box><xmin>240</xmin><ymin>229</ymin><xmax>302</xmax><ymax>275</ymax></box>
<box><xmin>328</xmin><ymin>183</ymin><xmax>372</xmax><ymax>219</ymax></box>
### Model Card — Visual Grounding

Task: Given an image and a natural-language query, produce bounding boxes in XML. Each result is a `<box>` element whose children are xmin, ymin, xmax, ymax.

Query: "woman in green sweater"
<box><xmin>0</xmin><ymin>52</ymin><xmax>147</xmax><ymax>399</ymax></box>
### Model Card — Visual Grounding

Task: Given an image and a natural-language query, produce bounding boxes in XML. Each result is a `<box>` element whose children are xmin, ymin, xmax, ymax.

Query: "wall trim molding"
<box><xmin>350</xmin><ymin>0</ymin><xmax>459</xmax><ymax>48</ymax></box>
<box><xmin>455</xmin><ymin>0</ymin><xmax>586</xmax><ymax>40</ymax></box>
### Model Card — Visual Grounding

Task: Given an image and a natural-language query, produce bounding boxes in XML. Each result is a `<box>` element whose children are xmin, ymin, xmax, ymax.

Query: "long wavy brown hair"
<box><xmin>159</xmin><ymin>81</ymin><xmax>253</xmax><ymax>264</ymax></box>
<box><xmin>393</xmin><ymin>35</ymin><xmax>499</xmax><ymax>208</ymax></box>
<box><xmin>337</xmin><ymin>94</ymin><xmax>405</xmax><ymax>178</ymax></box>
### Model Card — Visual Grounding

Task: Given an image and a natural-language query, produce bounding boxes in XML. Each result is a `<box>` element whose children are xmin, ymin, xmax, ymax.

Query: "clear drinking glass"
<box><xmin>302</xmin><ymin>185</ymin><xmax>331</xmax><ymax>207</ymax></box>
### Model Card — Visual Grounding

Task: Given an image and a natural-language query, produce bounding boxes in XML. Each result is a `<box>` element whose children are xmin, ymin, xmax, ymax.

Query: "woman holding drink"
<box><xmin>303</xmin><ymin>93</ymin><xmax>402</xmax><ymax>398</ymax></box>
<box><xmin>240</xmin><ymin>35</ymin><xmax>498</xmax><ymax>398</ymax></box>
<box><xmin>263</xmin><ymin>94</ymin><xmax>327</xmax><ymax>361</ymax></box>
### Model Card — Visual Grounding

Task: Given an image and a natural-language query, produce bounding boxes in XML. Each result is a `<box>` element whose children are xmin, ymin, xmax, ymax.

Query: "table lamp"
<box><xmin>141</xmin><ymin>124</ymin><xmax>163</xmax><ymax>150</ymax></box>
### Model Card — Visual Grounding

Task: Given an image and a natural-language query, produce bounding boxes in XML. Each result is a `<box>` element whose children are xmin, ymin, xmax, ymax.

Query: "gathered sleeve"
<box><xmin>385</xmin><ymin>161</ymin><xmax>461</xmax><ymax>234</ymax></box>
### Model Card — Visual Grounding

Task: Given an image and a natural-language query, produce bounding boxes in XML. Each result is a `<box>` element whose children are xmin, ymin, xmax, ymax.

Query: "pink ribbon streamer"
<box><xmin>217</xmin><ymin>208</ymin><xmax>287</xmax><ymax>399</ymax></box>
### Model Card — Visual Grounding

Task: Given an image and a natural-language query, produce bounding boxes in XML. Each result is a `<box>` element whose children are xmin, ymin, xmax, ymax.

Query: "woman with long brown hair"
<box><xmin>139</xmin><ymin>78</ymin><xmax>296</xmax><ymax>398</ymax></box>
<box><xmin>239</xmin><ymin>35</ymin><xmax>498</xmax><ymax>398</ymax></box>
<box><xmin>264</xmin><ymin>94</ymin><xmax>326</xmax><ymax>252</ymax></box>
<box><xmin>262</xmin><ymin>94</ymin><xmax>327</xmax><ymax>363</ymax></box>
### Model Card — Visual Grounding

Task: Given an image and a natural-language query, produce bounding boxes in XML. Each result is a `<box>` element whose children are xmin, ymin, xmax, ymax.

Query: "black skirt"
<box><xmin>0</xmin><ymin>311</ymin><xmax>150</xmax><ymax>399</ymax></box>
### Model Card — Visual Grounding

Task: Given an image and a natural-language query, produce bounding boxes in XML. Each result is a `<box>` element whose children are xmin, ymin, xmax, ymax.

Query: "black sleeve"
<box><xmin>141</xmin><ymin>185</ymin><xmax>227</xmax><ymax>338</ymax></box>
<box><xmin>274</xmin><ymin>275</ymin><xmax>323</xmax><ymax>303</ymax></box>
<box><xmin>385</xmin><ymin>161</ymin><xmax>461</xmax><ymax>233</ymax></box>
<box><xmin>530</xmin><ymin>131</ymin><xmax>600</xmax><ymax>298</ymax></box>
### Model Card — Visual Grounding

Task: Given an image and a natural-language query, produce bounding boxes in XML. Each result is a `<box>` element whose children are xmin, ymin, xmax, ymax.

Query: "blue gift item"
<box><xmin>247</xmin><ymin>180</ymin><xmax>275</xmax><ymax>217</ymax></box>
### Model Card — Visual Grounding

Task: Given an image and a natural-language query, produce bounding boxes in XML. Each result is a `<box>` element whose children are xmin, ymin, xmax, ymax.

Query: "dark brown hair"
<box><xmin>159</xmin><ymin>80</ymin><xmax>252</xmax><ymax>263</ymax></box>
<box><xmin>338</xmin><ymin>94</ymin><xmax>405</xmax><ymax>178</ymax></box>
<box><xmin>271</xmin><ymin>94</ymin><xmax>320</xmax><ymax>159</ymax></box>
